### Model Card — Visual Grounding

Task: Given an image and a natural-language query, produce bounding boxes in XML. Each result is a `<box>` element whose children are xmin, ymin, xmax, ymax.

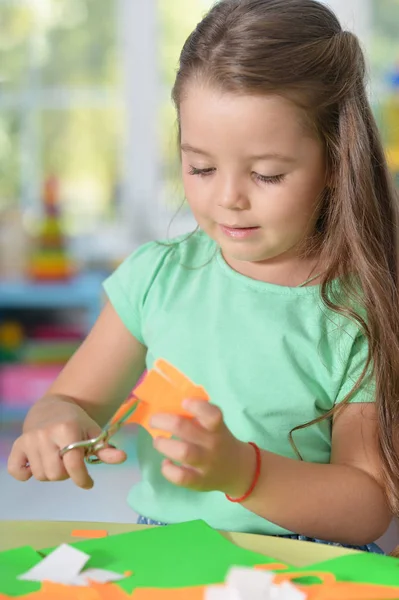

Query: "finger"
<box><xmin>150</xmin><ymin>413</ymin><xmax>210</xmax><ymax>445</ymax></box>
<box><xmin>26</xmin><ymin>446</ymin><xmax>49</xmax><ymax>482</ymax></box>
<box><xmin>39</xmin><ymin>439</ymin><xmax>69</xmax><ymax>482</ymax></box>
<box><xmin>161</xmin><ymin>459</ymin><xmax>201</xmax><ymax>489</ymax></box>
<box><xmin>7</xmin><ymin>443</ymin><xmax>32</xmax><ymax>482</ymax></box>
<box><xmin>85</xmin><ymin>425</ymin><xmax>128</xmax><ymax>464</ymax></box>
<box><xmin>153</xmin><ymin>437</ymin><xmax>205</xmax><ymax>467</ymax></box>
<box><xmin>61</xmin><ymin>448</ymin><xmax>94</xmax><ymax>489</ymax></box>
<box><xmin>182</xmin><ymin>400</ymin><xmax>224</xmax><ymax>433</ymax></box>
<box><xmin>96</xmin><ymin>446</ymin><xmax>127</xmax><ymax>464</ymax></box>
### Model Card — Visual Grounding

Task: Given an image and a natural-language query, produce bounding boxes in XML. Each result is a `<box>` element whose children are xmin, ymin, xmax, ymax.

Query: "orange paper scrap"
<box><xmin>131</xmin><ymin>586</ymin><xmax>206</xmax><ymax>599</ymax></box>
<box><xmin>118</xmin><ymin>359</ymin><xmax>209</xmax><ymax>438</ymax></box>
<box><xmin>255</xmin><ymin>563</ymin><xmax>289</xmax><ymax>571</ymax></box>
<box><xmin>71</xmin><ymin>530</ymin><xmax>108</xmax><ymax>539</ymax></box>
<box><xmin>274</xmin><ymin>571</ymin><xmax>399</xmax><ymax>600</ymax></box>
<box><xmin>22</xmin><ymin>581</ymin><xmax>102</xmax><ymax>599</ymax></box>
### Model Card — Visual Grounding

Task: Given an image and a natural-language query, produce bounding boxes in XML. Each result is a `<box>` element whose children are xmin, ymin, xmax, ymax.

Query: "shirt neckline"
<box><xmin>215</xmin><ymin>249</ymin><xmax>321</xmax><ymax>296</ymax></box>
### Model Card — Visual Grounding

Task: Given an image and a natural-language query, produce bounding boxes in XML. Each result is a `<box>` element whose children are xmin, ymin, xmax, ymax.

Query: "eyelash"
<box><xmin>188</xmin><ymin>166</ymin><xmax>285</xmax><ymax>185</ymax></box>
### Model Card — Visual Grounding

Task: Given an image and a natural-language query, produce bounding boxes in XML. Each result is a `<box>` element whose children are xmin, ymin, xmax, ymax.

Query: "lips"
<box><xmin>219</xmin><ymin>224</ymin><xmax>260</xmax><ymax>239</ymax></box>
<box><xmin>220</xmin><ymin>225</ymin><xmax>259</xmax><ymax>230</ymax></box>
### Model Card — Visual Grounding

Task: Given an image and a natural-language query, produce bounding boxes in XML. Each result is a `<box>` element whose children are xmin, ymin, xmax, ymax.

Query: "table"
<box><xmin>0</xmin><ymin>521</ymin><xmax>358</xmax><ymax>567</ymax></box>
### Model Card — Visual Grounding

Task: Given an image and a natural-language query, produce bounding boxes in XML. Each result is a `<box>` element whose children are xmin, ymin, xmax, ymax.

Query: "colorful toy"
<box><xmin>27</xmin><ymin>177</ymin><xmax>75</xmax><ymax>281</ymax></box>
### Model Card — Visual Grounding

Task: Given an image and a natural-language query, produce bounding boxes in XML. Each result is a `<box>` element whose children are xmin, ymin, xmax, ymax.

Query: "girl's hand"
<box><xmin>150</xmin><ymin>399</ymin><xmax>255</xmax><ymax>497</ymax></box>
<box><xmin>7</xmin><ymin>405</ymin><xmax>127</xmax><ymax>489</ymax></box>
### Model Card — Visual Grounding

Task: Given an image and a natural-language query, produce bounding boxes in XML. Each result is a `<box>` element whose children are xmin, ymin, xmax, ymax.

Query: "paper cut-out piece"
<box><xmin>302</xmin><ymin>552</ymin><xmax>399</xmax><ymax>586</ymax></box>
<box><xmin>88</xmin><ymin>581</ymin><xmax>132</xmax><ymax>599</ymax></box>
<box><xmin>274</xmin><ymin>569</ymin><xmax>399</xmax><ymax>600</ymax></box>
<box><xmin>74</xmin><ymin>568</ymin><xmax>126</xmax><ymax>586</ymax></box>
<box><xmin>72</xmin><ymin>530</ymin><xmax>108</xmax><ymax>539</ymax></box>
<box><xmin>19</xmin><ymin>544</ymin><xmax>89</xmax><ymax>585</ymax></box>
<box><xmin>274</xmin><ymin>571</ymin><xmax>336</xmax><ymax>586</ymax></box>
<box><xmin>25</xmin><ymin>581</ymin><xmax>102</xmax><ymax>600</ymax></box>
<box><xmin>255</xmin><ymin>563</ymin><xmax>289</xmax><ymax>571</ymax></box>
<box><xmin>303</xmin><ymin>581</ymin><xmax>399</xmax><ymax>599</ymax></box>
<box><xmin>131</xmin><ymin>588</ymin><xmax>205</xmax><ymax>599</ymax></box>
<box><xmin>206</xmin><ymin>567</ymin><xmax>305</xmax><ymax>600</ymax></box>
<box><xmin>0</xmin><ymin>545</ymin><xmax>42</xmax><ymax>596</ymax></box>
<box><xmin>18</xmin><ymin>544</ymin><xmax>125</xmax><ymax>587</ymax></box>
<box><xmin>127</xmin><ymin>359</ymin><xmax>210</xmax><ymax>438</ymax></box>
<box><xmin>42</xmin><ymin>520</ymin><xmax>275</xmax><ymax>595</ymax></box>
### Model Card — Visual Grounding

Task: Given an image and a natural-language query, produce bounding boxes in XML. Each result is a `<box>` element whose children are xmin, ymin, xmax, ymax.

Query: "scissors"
<box><xmin>59</xmin><ymin>397</ymin><xmax>138</xmax><ymax>465</ymax></box>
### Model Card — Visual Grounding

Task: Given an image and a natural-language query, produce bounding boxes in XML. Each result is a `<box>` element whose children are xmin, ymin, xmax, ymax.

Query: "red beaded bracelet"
<box><xmin>225</xmin><ymin>442</ymin><xmax>261</xmax><ymax>503</ymax></box>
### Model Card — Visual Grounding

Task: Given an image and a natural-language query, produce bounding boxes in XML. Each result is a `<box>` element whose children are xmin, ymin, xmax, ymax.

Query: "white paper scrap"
<box><xmin>18</xmin><ymin>543</ymin><xmax>126</xmax><ymax>587</ymax></box>
<box><xmin>18</xmin><ymin>544</ymin><xmax>90</xmax><ymax>584</ymax></box>
<box><xmin>227</xmin><ymin>567</ymin><xmax>274</xmax><ymax>599</ymax></box>
<box><xmin>73</xmin><ymin>568</ymin><xmax>126</xmax><ymax>586</ymax></box>
<box><xmin>205</xmin><ymin>567</ymin><xmax>307</xmax><ymax>600</ymax></box>
<box><xmin>272</xmin><ymin>581</ymin><xmax>307</xmax><ymax>600</ymax></box>
<box><xmin>205</xmin><ymin>586</ymin><xmax>240</xmax><ymax>600</ymax></box>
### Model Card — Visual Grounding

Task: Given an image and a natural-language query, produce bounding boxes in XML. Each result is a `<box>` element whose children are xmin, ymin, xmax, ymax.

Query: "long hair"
<box><xmin>172</xmin><ymin>0</ymin><xmax>399</xmax><ymax>513</ymax></box>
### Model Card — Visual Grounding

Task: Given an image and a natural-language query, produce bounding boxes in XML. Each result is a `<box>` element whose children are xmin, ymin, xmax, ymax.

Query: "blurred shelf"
<box><xmin>0</xmin><ymin>272</ymin><xmax>106</xmax><ymax>330</ymax></box>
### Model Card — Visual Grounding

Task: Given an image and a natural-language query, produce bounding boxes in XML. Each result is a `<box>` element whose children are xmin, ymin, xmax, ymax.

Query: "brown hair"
<box><xmin>172</xmin><ymin>0</ymin><xmax>399</xmax><ymax>514</ymax></box>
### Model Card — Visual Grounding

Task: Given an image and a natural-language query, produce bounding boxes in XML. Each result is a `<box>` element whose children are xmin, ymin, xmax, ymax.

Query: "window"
<box><xmin>0</xmin><ymin>0</ymin><xmax>122</xmax><ymax>236</ymax></box>
<box><xmin>1</xmin><ymin>0</ymin><xmax>397</xmax><ymax>257</ymax></box>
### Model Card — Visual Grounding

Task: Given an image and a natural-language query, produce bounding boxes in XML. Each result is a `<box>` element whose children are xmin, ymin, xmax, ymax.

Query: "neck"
<box><xmin>223</xmin><ymin>252</ymin><xmax>322</xmax><ymax>287</ymax></box>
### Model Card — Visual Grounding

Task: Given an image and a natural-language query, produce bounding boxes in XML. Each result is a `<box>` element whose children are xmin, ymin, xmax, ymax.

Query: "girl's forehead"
<box><xmin>179</xmin><ymin>84</ymin><xmax>317</xmax><ymax>155</ymax></box>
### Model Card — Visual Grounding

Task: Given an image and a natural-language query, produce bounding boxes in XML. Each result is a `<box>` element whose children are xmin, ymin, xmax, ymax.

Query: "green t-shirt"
<box><xmin>103</xmin><ymin>231</ymin><xmax>374</xmax><ymax>535</ymax></box>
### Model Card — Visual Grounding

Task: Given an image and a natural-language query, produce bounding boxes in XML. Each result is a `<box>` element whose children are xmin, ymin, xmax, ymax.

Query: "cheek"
<box><xmin>182</xmin><ymin>174</ymin><xmax>209</xmax><ymax>217</ymax></box>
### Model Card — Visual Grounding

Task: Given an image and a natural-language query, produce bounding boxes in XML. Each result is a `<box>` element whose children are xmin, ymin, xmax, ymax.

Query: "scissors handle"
<box><xmin>59</xmin><ymin>434</ymin><xmax>109</xmax><ymax>464</ymax></box>
<box><xmin>59</xmin><ymin>398</ymin><xmax>138</xmax><ymax>465</ymax></box>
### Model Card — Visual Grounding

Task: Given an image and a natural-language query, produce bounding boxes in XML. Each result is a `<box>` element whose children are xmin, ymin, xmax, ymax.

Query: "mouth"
<box><xmin>219</xmin><ymin>224</ymin><xmax>260</xmax><ymax>239</ymax></box>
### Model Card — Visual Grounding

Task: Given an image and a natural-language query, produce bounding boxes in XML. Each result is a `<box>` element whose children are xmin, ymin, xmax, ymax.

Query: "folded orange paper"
<box><xmin>112</xmin><ymin>359</ymin><xmax>210</xmax><ymax>438</ymax></box>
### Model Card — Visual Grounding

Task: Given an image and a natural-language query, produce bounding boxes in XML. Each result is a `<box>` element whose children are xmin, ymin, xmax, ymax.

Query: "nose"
<box><xmin>217</xmin><ymin>175</ymin><xmax>250</xmax><ymax>210</ymax></box>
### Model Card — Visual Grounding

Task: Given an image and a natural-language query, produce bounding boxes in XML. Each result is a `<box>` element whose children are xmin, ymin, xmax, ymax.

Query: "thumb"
<box><xmin>96</xmin><ymin>445</ymin><xmax>127</xmax><ymax>464</ymax></box>
<box><xmin>86</xmin><ymin>426</ymin><xmax>127</xmax><ymax>464</ymax></box>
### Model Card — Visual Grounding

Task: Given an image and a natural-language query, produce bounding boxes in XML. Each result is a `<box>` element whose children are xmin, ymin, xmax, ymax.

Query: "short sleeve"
<box><xmin>335</xmin><ymin>333</ymin><xmax>375</xmax><ymax>404</ymax></box>
<box><xmin>103</xmin><ymin>241</ymin><xmax>172</xmax><ymax>345</ymax></box>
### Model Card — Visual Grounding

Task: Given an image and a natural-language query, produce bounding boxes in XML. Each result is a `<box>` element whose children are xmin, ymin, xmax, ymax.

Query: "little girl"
<box><xmin>8</xmin><ymin>0</ymin><xmax>399</xmax><ymax>554</ymax></box>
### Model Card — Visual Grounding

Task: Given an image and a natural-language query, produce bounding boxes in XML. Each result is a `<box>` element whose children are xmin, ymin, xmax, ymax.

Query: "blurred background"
<box><xmin>0</xmin><ymin>0</ymin><xmax>398</xmax><ymax>551</ymax></box>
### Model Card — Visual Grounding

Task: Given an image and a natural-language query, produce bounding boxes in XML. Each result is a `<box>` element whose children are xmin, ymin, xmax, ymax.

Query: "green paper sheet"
<box><xmin>0</xmin><ymin>545</ymin><xmax>42</xmax><ymax>597</ymax></box>
<box><xmin>295</xmin><ymin>552</ymin><xmax>399</xmax><ymax>587</ymax></box>
<box><xmin>43</xmin><ymin>520</ymin><xmax>280</xmax><ymax>594</ymax></box>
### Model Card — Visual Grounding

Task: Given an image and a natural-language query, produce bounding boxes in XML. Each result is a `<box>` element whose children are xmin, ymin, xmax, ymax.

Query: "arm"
<box><xmin>151</xmin><ymin>401</ymin><xmax>391</xmax><ymax>546</ymax></box>
<box><xmin>238</xmin><ymin>403</ymin><xmax>391</xmax><ymax>544</ymax></box>
<box><xmin>9</xmin><ymin>301</ymin><xmax>146</xmax><ymax>488</ymax></box>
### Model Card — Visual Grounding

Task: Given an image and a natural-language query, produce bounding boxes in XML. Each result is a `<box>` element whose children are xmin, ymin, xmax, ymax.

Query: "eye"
<box><xmin>188</xmin><ymin>166</ymin><xmax>215</xmax><ymax>177</ymax></box>
<box><xmin>254</xmin><ymin>173</ymin><xmax>285</xmax><ymax>184</ymax></box>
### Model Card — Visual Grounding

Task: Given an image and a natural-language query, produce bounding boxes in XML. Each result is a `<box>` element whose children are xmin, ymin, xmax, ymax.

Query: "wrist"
<box><xmin>223</xmin><ymin>440</ymin><xmax>258</xmax><ymax>498</ymax></box>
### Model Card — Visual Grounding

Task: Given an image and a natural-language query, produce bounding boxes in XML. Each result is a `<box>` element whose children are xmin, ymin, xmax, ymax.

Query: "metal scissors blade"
<box><xmin>59</xmin><ymin>397</ymin><xmax>138</xmax><ymax>465</ymax></box>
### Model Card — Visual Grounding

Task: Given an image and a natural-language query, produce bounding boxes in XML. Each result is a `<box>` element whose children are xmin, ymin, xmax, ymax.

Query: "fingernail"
<box><xmin>182</xmin><ymin>399</ymin><xmax>191</xmax><ymax>409</ymax></box>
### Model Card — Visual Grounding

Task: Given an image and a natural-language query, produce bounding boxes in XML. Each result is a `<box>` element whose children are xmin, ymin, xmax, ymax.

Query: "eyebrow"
<box><xmin>180</xmin><ymin>143</ymin><xmax>295</xmax><ymax>163</ymax></box>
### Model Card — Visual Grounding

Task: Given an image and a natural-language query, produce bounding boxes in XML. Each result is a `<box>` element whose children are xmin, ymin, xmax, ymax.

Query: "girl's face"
<box><xmin>180</xmin><ymin>84</ymin><xmax>326</xmax><ymax>277</ymax></box>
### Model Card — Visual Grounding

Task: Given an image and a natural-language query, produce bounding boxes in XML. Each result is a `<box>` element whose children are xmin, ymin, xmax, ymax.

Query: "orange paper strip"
<box><xmin>273</xmin><ymin>572</ymin><xmax>399</xmax><ymax>600</ymax></box>
<box><xmin>131</xmin><ymin>586</ymin><xmax>205</xmax><ymax>599</ymax></box>
<box><xmin>88</xmin><ymin>582</ymin><xmax>132</xmax><ymax>599</ymax></box>
<box><xmin>299</xmin><ymin>582</ymin><xmax>399</xmax><ymax>600</ymax></box>
<box><xmin>255</xmin><ymin>563</ymin><xmax>289</xmax><ymax>571</ymax></box>
<box><xmin>71</xmin><ymin>530</ymin><xmax>108</xmax><ymax>539</ymax></box>
<box><xmin>25</xmin><ymin>581</ymin><xmax>102</xmax><ymax>599</ymax></box>
<box><xmin>274</xmin><ymin>571</ymin><xmax>336</xmax><ymax>586</ymax></box>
